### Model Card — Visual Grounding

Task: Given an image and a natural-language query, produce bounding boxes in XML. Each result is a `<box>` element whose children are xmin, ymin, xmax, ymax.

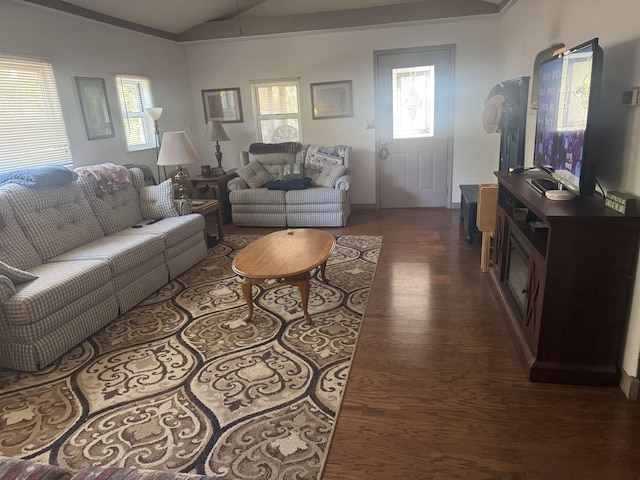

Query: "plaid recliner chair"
<box><xmin>228</xmin><ymin>143</ymin><xmax>351</xmax><ymax>227</ymax></box>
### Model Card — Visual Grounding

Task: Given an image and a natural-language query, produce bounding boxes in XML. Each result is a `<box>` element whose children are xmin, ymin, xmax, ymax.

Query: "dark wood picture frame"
<box><xmin>310</xmin><ymin>80</ymin><xmax>353</xmax><ymax>119</ymax></box>
<box><xmin>75</xmin><ymin>77</ymin><xmax>115</xmax><ymax>140</ymax></box>
<box><xmin>201</xmin><ymin>87</ymin><xmax>243</xmax><ymax>123</ymax></box>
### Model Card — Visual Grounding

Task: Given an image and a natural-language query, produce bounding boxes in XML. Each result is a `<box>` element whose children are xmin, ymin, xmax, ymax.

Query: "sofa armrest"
<box><xmin>228</xmin><ymin>177</ymin><xmax>249</xmax><ymax>191</ymax></box>
<box><xmin>0</xmin><ymin>275</ymin><xmax>16</xmax><ymax>303</ymax></box>
<box><xmin>335</xmin><ymin>174</ymin><xmax>352</xmax><ymax>191</ymax></box>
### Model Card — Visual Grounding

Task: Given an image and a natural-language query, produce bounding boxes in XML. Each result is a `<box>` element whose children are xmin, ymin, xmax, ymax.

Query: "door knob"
<box><xmin>379</xmin><ymin>142</ymin><xmax>389</xmax><ymax>160</ymax></box>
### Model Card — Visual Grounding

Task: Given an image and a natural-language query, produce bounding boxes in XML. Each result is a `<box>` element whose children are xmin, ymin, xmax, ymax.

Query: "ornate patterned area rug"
<box><xmin>0</xmin><ymin>234</ymin><xmax>382</xmax><ymax>480</ymax></box>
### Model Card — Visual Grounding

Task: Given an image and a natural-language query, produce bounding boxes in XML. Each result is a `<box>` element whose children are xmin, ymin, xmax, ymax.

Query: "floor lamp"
<box><xmin>145</xmin><ymin>107</ymin><xmax>163</xmax><ymax>181</ymax></box>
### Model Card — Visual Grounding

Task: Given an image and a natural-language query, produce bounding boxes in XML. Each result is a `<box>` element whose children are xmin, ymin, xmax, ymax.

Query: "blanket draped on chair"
<box><xmin>248</xmin><ymin>142</ymin><xmax>302</xmax><ymax>154</ymax></box>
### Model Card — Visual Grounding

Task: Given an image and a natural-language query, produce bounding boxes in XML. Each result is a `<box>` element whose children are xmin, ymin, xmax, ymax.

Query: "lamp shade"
<box><xmin>145</xmin><ymin>107</ymin><xmax>163</xmax><ymax>121</ymax></box>
<box><xmin>202</xmin><ymin>120</ymin><xmax>230</xmax><ymax>142</ymax></box>
<box><xmin>157</xmin><ymin>131</ymin><xmax>200</xmax><ymax>166</ymax></box>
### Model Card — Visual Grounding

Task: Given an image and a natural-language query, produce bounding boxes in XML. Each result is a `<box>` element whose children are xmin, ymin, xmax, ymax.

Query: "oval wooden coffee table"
<box><xmin>232</xmin><ymin>229</ymin><xmax>336</xmax><ymax>324</ymax></box>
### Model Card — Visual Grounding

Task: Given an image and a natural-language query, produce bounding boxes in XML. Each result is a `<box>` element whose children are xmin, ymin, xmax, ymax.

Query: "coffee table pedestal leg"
<box><xmin>319</xmin><ymin>260</ymin><xmax>330</xmax><ymax>284</ymax></box>
<box><xmin>240</xmin><ymin>277</ymin><xmax>264</xmax><ymax>322</ymax></box>
<box><xmin>240</xmin><ymin>267</ymin><xmax>328</xmax><ymax>324</ymax></box>
<box><xmin>285</xmin><ymin>272</ymin><xmax>312</xmax><ymax>324</ymax></box>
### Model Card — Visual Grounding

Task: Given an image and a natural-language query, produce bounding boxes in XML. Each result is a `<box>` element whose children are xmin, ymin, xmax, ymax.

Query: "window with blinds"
<box><xmin>0</xmin><ymin>55</ymin><xmax>72</xmax><ymax>173</ymax></box>
<box><xmin>115</xmin><ymin>75</ymin><xmax>155</xmax><ymax>151</ymax></box>
<box><xmin>251</xmin><ymin>78</ymin><xmax>302</xmax><ymax>144</ymax></box>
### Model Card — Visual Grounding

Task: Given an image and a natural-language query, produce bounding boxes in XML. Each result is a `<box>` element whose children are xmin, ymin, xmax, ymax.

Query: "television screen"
<box><xmin>533</xmin><ymin>38</ymin><xmax>603</xmax><ymax>195</ymax></box>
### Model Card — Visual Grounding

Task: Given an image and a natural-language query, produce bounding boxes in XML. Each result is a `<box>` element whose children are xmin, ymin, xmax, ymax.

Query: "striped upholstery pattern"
<box><xmin>112</xmin><ymin>214</ymin><xmax>205</xmax><ymax>249</ymax></box>
<box><xmin>227</xmin><ymin>177</ymin><xmax>248</xmax><ymax>191</ymax></box>
<box><xmin>0</xmin><ymin>190</ymin><xmax>43</xmax><ymax>270</ymax></box>
<box><xmin>51</xmin><ymin>234</ymin><xmax>165</xmax><ymax>277</ymax></box>
<box><xmin>0</xmin><ymin>456</ymin><xmax>72</xmax><ymax>480</ymax></box>
<box><xmin>76</xmin><ymin>167</ymin><xmax>144</xmax><ymax>235</ymax></box>
<box><xmin>139</xmin><ymin>180</ymin><xmax>179</xmax><ymax>219</ymax></box>
<box><xmin>4</xmin><ymin>283</ymin><xmax>117</xmax><ymax>369</ymax></box>
<box><xmin>0</xmin><ymin>458</ymin><xmax>217</xmax><ymax>480</ymax></box>
<box><xmin>4</xmin><ymin>282</ymin><xmax>115</xmax><ymax>344</ymax></box>
<box><xmin>0</xmin><ymin>277</ymin><xmax>15</xmax><ymax>304</ymax></box>
<box><xmin>165</xmin><ymin>231</ymin><xmax>208</xmax><ymax>279</ymax></box>
<box><xmin>5</xmin><ymin>183</ymin><xmax>104</xmax><ymax>261</ymax></box>
<box><xmin>0</xmin><ymin>163</ymin><xmax>207</xmax><ymax>371</ymax></box>
<box><xmin>229</xmin><ymin>188</ymin><xmax>287</xmax><ymax>226</ymax></box>
<box><xmin>0</xmin><ymin>261</ymin><xmax>38</xmax><ymax>284</ymax></box>
<box><xmin>5</xmin><ymin>260</ymin><xmax>113</xmax><ymax>326</ymax></box>
<box><xmin>230</xmin><ymin>145</ymin><xmax>351</xmax><ymax>227</ymax></box>
<box><xmin>74</xmin><ymin>466</ymin><xmax>216</xmax><ymax>480</ymax></box>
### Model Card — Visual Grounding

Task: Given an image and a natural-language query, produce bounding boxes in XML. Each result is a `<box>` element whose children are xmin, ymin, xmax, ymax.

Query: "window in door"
<box><xmin>115</xmin><ymin>75</ymin><xmax>156</xmax><ymax>152</ymax></box>
<box><xmin>392</xmin><ymin>66</ymin><xmax>434</xmax><ymax>139</ymax></box>
<box><xmin>251</xmin><ymin>78</ymin><xmax>302</xmax><ymax>144</ymax></box>
<box><xmin>0</xmin><ymin>55</ymin><xmax>72</xmax><ymax>172</ymax></box>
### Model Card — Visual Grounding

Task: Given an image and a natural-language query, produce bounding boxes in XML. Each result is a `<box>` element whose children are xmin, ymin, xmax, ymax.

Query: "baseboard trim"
<box><xmin>352</xmin><ymin>204</ymin><xmax>460</xmax><ymax>210</ymax></box>
<box><xmin>619</xmin><ymin>370</ymin><xmax>639</xmax><ymax>399</ymax></box>
<box><xmin>351</xmin><ymin>203</ymin><xmax>377</xmax><ymax>210</ymax></box>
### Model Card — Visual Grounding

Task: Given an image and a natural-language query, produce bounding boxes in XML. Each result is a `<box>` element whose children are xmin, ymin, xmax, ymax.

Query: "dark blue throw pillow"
<box><xmin>266</xmin><ymin>177</ymin><xmax>312</xmax><ymax>191</ymax></box>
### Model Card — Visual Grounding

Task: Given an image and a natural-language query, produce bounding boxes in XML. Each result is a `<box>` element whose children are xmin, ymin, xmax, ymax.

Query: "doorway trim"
<box><xmin>373</xmin><ymin>44</ymin><xmax>456</xmax><ymax>209</ymax></box>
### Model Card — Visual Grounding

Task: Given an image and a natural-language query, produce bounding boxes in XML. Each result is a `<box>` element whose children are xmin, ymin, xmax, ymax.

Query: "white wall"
<box><xmin>0</xmin><ymin>1</ymin><xmax>196</xmax><ymax>178</ymax></box>
<box><xmin>185</xmin><ymin>19</ymin><xmax>501</xmax><ymax>205</ymax></box>
<box><xmin>500</xmin><ymin>0</ymin><xmax>640</xmax><ymax>378</ymax></box>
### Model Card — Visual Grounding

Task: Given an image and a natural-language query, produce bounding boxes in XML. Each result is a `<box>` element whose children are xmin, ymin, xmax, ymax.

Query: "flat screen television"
<box><xmin>532</xmin><ymin>38</ymin><xmax>603</xmax><ymax>195</ymax></box>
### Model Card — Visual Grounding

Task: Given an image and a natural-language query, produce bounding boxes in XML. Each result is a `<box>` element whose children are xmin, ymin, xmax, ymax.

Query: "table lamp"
<box><xmin>202</xmin><ymin>120</ymin><xmax>230</xmax><ymax>175</ymax></box>
<box><xmin>157</xmin><ymin>131</ymin><xmax>200</xmax><ymax>199</ymax></box>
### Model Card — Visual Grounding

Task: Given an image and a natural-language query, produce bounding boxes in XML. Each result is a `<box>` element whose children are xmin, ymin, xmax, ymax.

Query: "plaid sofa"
<box><xmin>228</xmin><ymin>144</ymin><xmax>352</xmax><ymax>227</ymax></box>
<box><xmin>0</xmin><ymin>165</ymin><xmax>207</xmax><ymax>371</ymax></box>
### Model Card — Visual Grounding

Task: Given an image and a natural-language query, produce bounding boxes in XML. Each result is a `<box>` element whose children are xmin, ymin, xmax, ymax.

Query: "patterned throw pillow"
<box><xmin>236</xmin><ymin>161</ymin><xmax>273</xmax><ymax>189</ymax></box>
<box><xmin>313</xmin><ymin>162</ymin><xmax>347</xmax><ymax>188</ymax></box>
<box><xmin>0</xmin><ymin>261</ymin><xmax>38</xmax><ymax>284</ymax></box>
<box><xmin>139</xmin><ymin>179</ymin><xmax>179</xmax><ymax>220</ymax></box>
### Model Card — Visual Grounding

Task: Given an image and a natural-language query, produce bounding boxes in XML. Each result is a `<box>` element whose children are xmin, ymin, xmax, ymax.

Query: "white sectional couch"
<box><xmin>0</xmin><ymin>164</ymin><xmax>207</xmax><ymax>371</ymax></box>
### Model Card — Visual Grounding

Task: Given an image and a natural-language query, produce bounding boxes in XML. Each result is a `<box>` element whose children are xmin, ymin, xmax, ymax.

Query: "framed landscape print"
<box><xmin>311</xmin><ymin>80</ymin><xmax>353</xmax><ymax>119</ymax></box>
<box><xmin>75</xmin><ymin>77</ymin><xmax>115</xmax><ymax>140</ymax></box>
<box><xmin>201</xmin><ymin>87</ymin><xmax>243</xmax><ymax>123</ymax></box>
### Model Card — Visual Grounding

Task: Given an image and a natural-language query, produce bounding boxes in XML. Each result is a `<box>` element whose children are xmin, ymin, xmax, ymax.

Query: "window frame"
<box><xmin>251</xmin><ymin>78</ymin><xmax>303</xmax><ymax>144</ymax></box>
<box><xmin>0</xmin><ymin>54</ymin><xmax>72</xmax><ymax>172</ymax></box>
<box><xmin>115</xmin><ymin>74</ymin><xmax>156</xmax><ymax>152</ymax></box>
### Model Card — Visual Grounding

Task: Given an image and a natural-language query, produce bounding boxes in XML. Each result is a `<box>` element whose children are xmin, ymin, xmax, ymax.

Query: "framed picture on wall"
<box><xmin>201</xmin><ymin>87</ymin><xmax>243</xmax><ymax>123</ymax></box>
<box><xmin>75</xmin><ymin>77</ymin><xmax>115</xmax><ymax>140</ymax></box>
<box><xmin>310</xmin><ymin>80</ymin><xmax>353</xmax><ymax>119</ymax></box>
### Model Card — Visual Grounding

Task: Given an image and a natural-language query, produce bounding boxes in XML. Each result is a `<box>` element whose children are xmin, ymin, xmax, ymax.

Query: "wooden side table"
<box><xmin>191</xmin><ymin>200</ymin><xmax>223</xmax><ymax>245</ymax></box>
<box><xmin>191</xmin><ymin>172</ymin><xmax>236</xmax><ymax>224</ymax></box>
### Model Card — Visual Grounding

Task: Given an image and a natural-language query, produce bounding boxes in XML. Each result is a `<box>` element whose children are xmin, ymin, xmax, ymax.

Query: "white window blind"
<box><xmin>251</xmin><ymin>78</ymin><xmax>302</xmax><ymax>144</ymax></box>
<box><xmin>115</xmin><ymin>74</ymin><xmax>155</xmax><ymax>151</ymax></box>
<box><xmin>0</xmin><ymin>55</ymin><xmax>72</xmax><ymax>172</ymax></box>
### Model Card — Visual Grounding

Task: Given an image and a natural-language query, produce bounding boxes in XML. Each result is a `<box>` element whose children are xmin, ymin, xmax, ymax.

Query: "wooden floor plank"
<box><xmin>223</xmin><ymin>208</ymin><xmax>640</xmax><ymax>480</ymax></box>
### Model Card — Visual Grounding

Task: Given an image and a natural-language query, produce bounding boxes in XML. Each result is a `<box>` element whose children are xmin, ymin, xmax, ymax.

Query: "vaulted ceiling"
<box><xmin>22</xmin><ymin>0</ymin><xmax>510</xmax><ymax>41</ymax></box>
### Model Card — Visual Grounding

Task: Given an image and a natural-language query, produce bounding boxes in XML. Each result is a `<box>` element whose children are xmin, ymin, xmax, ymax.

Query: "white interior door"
<box><xmin>375</xmin><ymin>46</ymin><xmax>453</xmax><ymax>208</ymax></box>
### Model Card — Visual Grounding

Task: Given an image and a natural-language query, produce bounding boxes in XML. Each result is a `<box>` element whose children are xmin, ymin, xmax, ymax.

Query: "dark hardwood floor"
<box><xmin>221</xmin><ymin>208</ymin><xmax>640</xmax><ymax>480</ymax></box>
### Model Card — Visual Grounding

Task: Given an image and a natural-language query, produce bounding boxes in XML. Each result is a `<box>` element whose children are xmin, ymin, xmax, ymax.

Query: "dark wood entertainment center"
<box><xmin>490</xmin><ymin>170</ymin><xmax>640</xmax><ymax>386</ymax></box>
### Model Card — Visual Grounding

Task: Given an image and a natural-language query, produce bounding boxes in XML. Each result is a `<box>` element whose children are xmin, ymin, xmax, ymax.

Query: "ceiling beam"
<box><xmin>22</xmin><ymin>0</ymin><xmax>177</xmax><ymax>41</ymax></box>
<box><xmin>178</xmin><ymin>0</ymin><xmax>499</xmax><ymax>42</ymax></box>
